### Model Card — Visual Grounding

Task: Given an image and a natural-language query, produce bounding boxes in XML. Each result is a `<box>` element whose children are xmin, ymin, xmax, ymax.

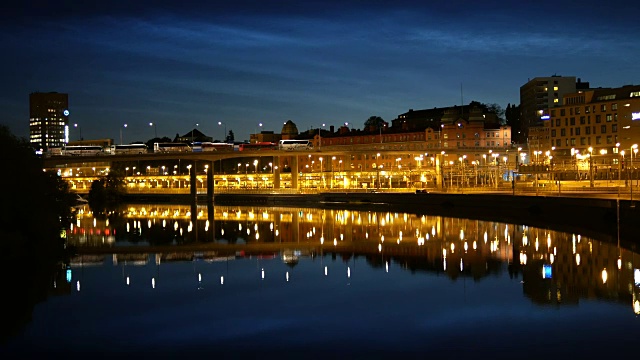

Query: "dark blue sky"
<box><xmin>2</xmin><ymin>0</ymin><xmax>639</xmax><ymax>142</ymax></box>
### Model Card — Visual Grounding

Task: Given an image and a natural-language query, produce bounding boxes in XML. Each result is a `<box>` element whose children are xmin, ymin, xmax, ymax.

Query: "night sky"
<box><xmin>2</xmin><ymin>0</ymin><xmax>639</xmax><ymax>143</ymax></box>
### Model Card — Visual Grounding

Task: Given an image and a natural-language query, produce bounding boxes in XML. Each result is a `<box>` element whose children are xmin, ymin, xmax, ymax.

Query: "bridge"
<box><xmin>42</xmin><ymin>146</ymin><xmax>639</xmax><ymax>197</ymax></box>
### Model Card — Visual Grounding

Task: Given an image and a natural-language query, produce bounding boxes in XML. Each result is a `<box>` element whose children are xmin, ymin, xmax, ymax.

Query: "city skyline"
<box><xmin>3</xmin><ymin>0</ymin><xmax>640</xmax><ymax>142</ymax></box>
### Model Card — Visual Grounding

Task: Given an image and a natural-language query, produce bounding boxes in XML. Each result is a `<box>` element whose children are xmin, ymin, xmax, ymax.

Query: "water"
<box><xmin>2</xmin><ymin>204</ymin><xmax>639</xmax><ymax>358</ymax></box>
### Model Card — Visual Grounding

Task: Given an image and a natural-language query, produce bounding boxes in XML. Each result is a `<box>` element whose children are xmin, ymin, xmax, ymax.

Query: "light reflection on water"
<box><xmin>4</xmin><ymin>204</ymin><xmax>640</xmax><ymax>356</ymax></box>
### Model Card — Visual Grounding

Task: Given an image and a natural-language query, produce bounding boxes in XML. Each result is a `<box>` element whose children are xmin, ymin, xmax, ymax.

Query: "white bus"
<box><xmin>153</xmin><ymin>142</ymin><xmax>191</xmax><ymax>153</ymax></box>
<box><xmin>191</xmin><ymin>142</ymin><xmax>234</xmax><ymax>152</ymax></box>
<box><xmin>278</xmin><ymin>139</ymin><xmax>313</xmax><ymax>150</ymax></box>
<box><xmin>62</xmin><ymin>145</ymin><xmax>104</xmax><ymax>156</ymax></box>
<box><xmin>108</xmin><ymin>144</ymin><xmax>148</xmax><ymax>155</ymax></box>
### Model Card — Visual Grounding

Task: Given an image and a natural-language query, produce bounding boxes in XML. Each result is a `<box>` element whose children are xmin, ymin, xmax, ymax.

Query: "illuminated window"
<box><xmin>554</xmin><ymin>99</ymin><xmax>559</xmax><ymax>103</ymax></box>
<box><xmin>553</xmin><ymin>86</ymin><xmax>558</xmax><ymax>91</ymax></box>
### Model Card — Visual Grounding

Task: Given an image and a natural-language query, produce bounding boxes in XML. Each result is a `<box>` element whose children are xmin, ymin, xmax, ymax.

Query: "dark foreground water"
<box><xmin>2</xmin><ymin>204</ymin><xmax>639</xmax><ymax>358</ymax></box>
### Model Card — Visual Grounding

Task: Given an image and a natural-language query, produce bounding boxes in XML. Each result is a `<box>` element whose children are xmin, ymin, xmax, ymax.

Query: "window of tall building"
<box><xmin>606</xmin><ymin>114</ymin><xmax>612</xmax><ymax>122</ymax></box>
<box><xmin>554</xmin><ymin>98</ymin><xmax>559</xmax><ymax>103</ymax></box>
<box><xmin>580</xmin><ymin>137</ymin><xmax>586</xmax><ymax>145</ymax></box>
<box><xmin>596</xmin><ymin>115</ymin><xmax>601</xmax><ymax>123</ymax></box>
<box><xmin>586</xmin><ymin>127</ymin><xmax>591</xmax><ymax>135</ymax></box>
<box><xmin>551</xmin><ymin>129</ymin><xmax>556</xmax><ymax>137</ymax></box>
<box><xmin>576</xmin><ymin>128</ymin><xmax>581</xmax><ymax>135</ymax></box>
<box><xmin>601</xmin><ymin>104</ymin><xmax>607</xmax><ymax>111</ymax></box>
<box><xmin>612</xmin><ymin>124</ymin><xmax>618</xmax><ymax>132</ymax></box>
<box><xmin>570</xmin><ymin>117</ymin><xmax>575</xmax><ymax>125</ymax></box>
<box><xmin>551</xmin><ymin>109</ymin><xmax>556</xmax><ymax>116</ymax></box>
<box><xmin>612</xmin><ymin>103</ymin><xmax>618</xmax><ymax>110</ymax></box>
<box><xmin>585</xmin><ymin>106</ymin><xmax>590</xmax><ymax>114</ymax></box>
<box><xmin>596</xmin><ymin>136</ymin><xmax>601</xmax><ymax>144</ymax></box>
<box><xmin>607</xmin><ymin>135</ymin><xmax>613</xmax><ymax>144</ymax></box>
<box><xmin>580</xmin><ymin>116</ymin><xmax>586</xmax><ymax>125</ymax></box>
<box><xmin>601</xmin><ymin>125</ymin><xmax>606</xmax><ymax>133</ymax></box>
<box><xmin>561</xmin><ymin>129</ymin><xmax>566</xmax><ymax>136</ymax></box>
<box><xmin>556</xmin><ymin>119</ymin><xmax>561</xmax><ymax>126</ymax></box>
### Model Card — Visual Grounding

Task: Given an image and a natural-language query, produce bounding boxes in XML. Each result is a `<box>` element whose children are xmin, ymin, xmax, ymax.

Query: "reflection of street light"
<box><xmin>245</xmin><ymin>163</ymin><xmax>249</xmax><ymax>174</ymax></box>
<box><xmin>253</xmin><ymin>159</ymin><xmax>258</xmax><ymax>173</ymax></box>
<box><xmin>237</xmin><ymin>163</ymin><xmax>241</xmax><ymax>174</ymax></box>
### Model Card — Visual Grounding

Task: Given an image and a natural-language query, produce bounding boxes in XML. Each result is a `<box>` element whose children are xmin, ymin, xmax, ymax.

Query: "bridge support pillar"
<box><xmin>291</xmin><ymin>155</ymin><xmax>299</xmax><ymax>190</ymax></box>
<box><xmin>190</xmin><ymin>160</ymin><xmax>198</xmax><ymax>241</ymax></box>
<box><xmin>273</xmin><ymin>156</ymin><xmax>281</xmax><ymax>189</ymax></box>
<box><xmin>207</xmin><ymin>160</ymin><xmax>214</xmax><ymax>201</ymax></box>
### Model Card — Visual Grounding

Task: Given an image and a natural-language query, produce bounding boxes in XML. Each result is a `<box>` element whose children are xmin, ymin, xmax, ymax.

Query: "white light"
<box><xmin>220</xmin><ymin>276</ymin><xmax>224</xmax><ymax>285</ymax></box>
<box><xmin>324</xmin><ymin>266</ymin><xmax>328</xmax><ymax>276</ymax></box>
<box><xmin>261</xmin><ymin>268</ymin><xmax>265</xmax><ymax>279</ymax></box>
<box><xmin>347</xmin><ymin>267</ymin><xmax>351</xmax><ymax>278</ymax></box>
<box><xmin>152</xmin><ymin>278</ymin><xmax>156</xmax><ymax>289</ymax></box>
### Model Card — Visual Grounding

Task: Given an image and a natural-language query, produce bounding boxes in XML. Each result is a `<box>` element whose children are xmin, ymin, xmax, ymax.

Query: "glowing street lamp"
<box><xmin>218</xmin><ymin>121</ymin><xmax>227</xmax><ymax>142</ymax></box>
<box><xmin>149</xmin><ymin>122</ymin><xmax>157</xmax><ymax>138</ymax></box>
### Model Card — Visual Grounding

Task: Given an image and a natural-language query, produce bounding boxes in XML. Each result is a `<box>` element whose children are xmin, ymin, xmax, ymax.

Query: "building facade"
<box><xmin>29</xmin><ymin>92</ymin><xmax>69</xmax><ymax>150</ymax></box>
<box><xmin>543</xmin><ymin>84</ymin><xmax>640</xmax><ymax>166</ymax></box>
<box><xmin>520</xmin><ymin>76</ymin><xmax>589</xmax><ymax>141</ymax></box>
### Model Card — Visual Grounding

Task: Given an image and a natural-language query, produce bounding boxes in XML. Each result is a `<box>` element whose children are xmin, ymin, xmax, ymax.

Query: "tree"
<box><xmin>88</xmin><ymin>166</ymin><xmax>126</xmax><ymax>216</ymax></box>
<box><xmin>145</xmin><ymin>137</ymin><xmax>172</xmax><ymax>151</ymax></box>
<box><xmin>505</xmin><ymin>103</ymin><xmax>523</xmax><ymax>144</ymax></box>
<box><xmin>364</xmin><ymin>116</ymin><xmax>385</xmax><ymax>130</ymax></box>
<box><xmin>227</xmin><ymin>130</ymin><xmax>235</xmax><ymax>143</ymax></box>
<box><xmin>0</xmin><ymin>125</ymin><xmax>74</xmax><ymax>341</ymax></box>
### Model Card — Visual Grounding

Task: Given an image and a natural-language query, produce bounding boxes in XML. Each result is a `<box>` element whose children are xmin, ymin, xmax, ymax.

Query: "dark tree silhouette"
<box><xmin>0</xmin><ymin>125</ymin><xmax>74</xmax><ymax>342</ymax></box>
<box><xmin>364</xmin><ymin>116</ymin><xmax>385</xmax><ymax>130</ymax></box>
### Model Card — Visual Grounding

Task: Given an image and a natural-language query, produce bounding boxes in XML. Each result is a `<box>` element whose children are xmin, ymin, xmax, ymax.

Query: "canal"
<box><xmin>2</xmin><ymin>203</ymin><xmax>639</xmax><ymax>358</ymax></box>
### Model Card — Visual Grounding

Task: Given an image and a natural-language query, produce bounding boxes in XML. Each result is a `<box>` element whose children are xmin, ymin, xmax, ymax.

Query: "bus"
<box><xmin>191</xmin><ymin>142</ymin><xmax>234</xmax><ymax>152</ymax></box>
<box><xmin>278</xmin><ymin>139</ymin><xmax>312</xmax><ymax>150</ymax></box>
<box><xmin>108</xmin><ymin>144</ymin><xmax>148</xmax><ymax>155</ymax></box>
<box><xmin>153</xmin><ymin>142</ymin><xmax>192</xmax><ymax>153</ymax></box>
<box><xmin>238</xmin><ymin>142</ymin><xmax>278</xmax><ymax>151</ymax></box>
<box><xmin>62</xmin><ymin>145</ymin><xmax>104</xmax><ymax>156</ymax></box>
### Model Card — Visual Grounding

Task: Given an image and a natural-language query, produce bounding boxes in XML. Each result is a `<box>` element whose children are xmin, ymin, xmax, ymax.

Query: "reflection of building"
<box><xmin>29</xmin><ymin>92</ymin><xmax>69</xmax><ymax>150</ymax></box>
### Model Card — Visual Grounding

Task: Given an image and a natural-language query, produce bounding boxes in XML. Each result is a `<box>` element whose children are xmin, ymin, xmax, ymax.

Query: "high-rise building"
<box><xmin>29</xmin><ymin>92</ymin><xmax>69</xmax><ymax>150</ymax></box>
<box><xmin>520</xmin><ymin>76</ymin><xmax>589</xmax><ymax>141</ymax></box>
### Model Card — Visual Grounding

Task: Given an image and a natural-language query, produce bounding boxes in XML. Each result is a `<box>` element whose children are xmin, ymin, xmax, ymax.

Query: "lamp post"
<box><xmin>191</xmin><ymin>123</ymin><xmax>199</xmax><ymax>144</ymax></box>
<box><xmin>632</xmin><ymin>144</ymin><xmax>639</xmax><ymax>204</ymax></box>
<box><xmin>120</xmin><ymin>123</ymin><xmax>128</xmax><ymax>145</ymax></box>
<box><xmin>218</xmin><ymin>121</ymin><xmax>227</xmax><ymax>142</ymax></box>
<box><xmin>253</xmin><ymin>159</ymin><xmax>258</xmax><ymax>174</ymax></box>
<box><xmin>318</xmin><ymin>123</ymin><xmax>326</xmax><ymax>150</ymax></box>
<box><xmin>617</xmin><ymin>143</ymin><xmax>622</xmax><ymax>198</ymax></box>
<box><xmin>588</xmin><ymin>147</ymin><xmax>594</xmax><ymax>188</ymax></box>
<box><xmin>149</xmin><ymin>122</ymin><xmax>157</xmax><ymax>138</ymax></box>
<box><xmin>74</xmin><ymin>123</ymin><xmax>82</xmax><ymax>141</ymax></box>
<box><xmin>319</xmin><ymin>157</ymin><xmax>324</xmax><ymax>188</ymax></box>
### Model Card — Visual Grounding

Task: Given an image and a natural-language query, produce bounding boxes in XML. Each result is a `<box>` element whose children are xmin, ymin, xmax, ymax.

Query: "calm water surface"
<box><xmin>2</xmin><ymin>204</ymin><xmax>639</xmax><ymax>358</ymax></box>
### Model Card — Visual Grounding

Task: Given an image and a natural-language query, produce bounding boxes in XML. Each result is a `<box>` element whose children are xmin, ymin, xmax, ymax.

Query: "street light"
<box><xmin>149</xmin><ymin>122</ymin><xmax>157</xmax><ymax>138</ymax></box>
<box><xmin>218</xmin><ymin>121</ymin><xmax>227</xmax><ymax>142</ymax></box>
<box><xmin>191</xmin><ymin>123</ymin><xmax>199</xmax><ymax>144</ymax></box>
<box><xmin>587</xmin><ymin>147</ymin><xmax>594</xmax><ymax>187</ymax></box>
<box><xmin>632</xmin><ymin>144</ymin><xmax>639</xmax><ymax>203</ymax></box>
<box><xmin>318</xmin><ymin>123</ymin><xmax>326</xmax><ymax>150</ymax></box>
<box><xmin>74</xmin><ymin>123</ymin><xmax>82</xmax><ymax>141</ymax></box>
<box><xmin>120</xmin><ymin>123</ymin><xmax>128</xmax><ymax>145</ymax></box>
<box><xmin>253</xmin><ymin>159</ymin><xmax>258</xmax><ymax>173</ymax></box>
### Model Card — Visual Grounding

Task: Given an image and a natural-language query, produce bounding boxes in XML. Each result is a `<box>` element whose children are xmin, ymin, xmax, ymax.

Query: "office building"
<box><xmin>520</xmin><ymin>76</ymin><xmax>589</xmax><ymax>141</ymax></box>
<box><xmin>544</xmin><ymin>84</ymin><xmax>640</xmax><ymax>164</ymax></box>
<box><xmin>29</xmin><ymin>92</ymin><xmax>69</xmax><ymax>150</ymax></box>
